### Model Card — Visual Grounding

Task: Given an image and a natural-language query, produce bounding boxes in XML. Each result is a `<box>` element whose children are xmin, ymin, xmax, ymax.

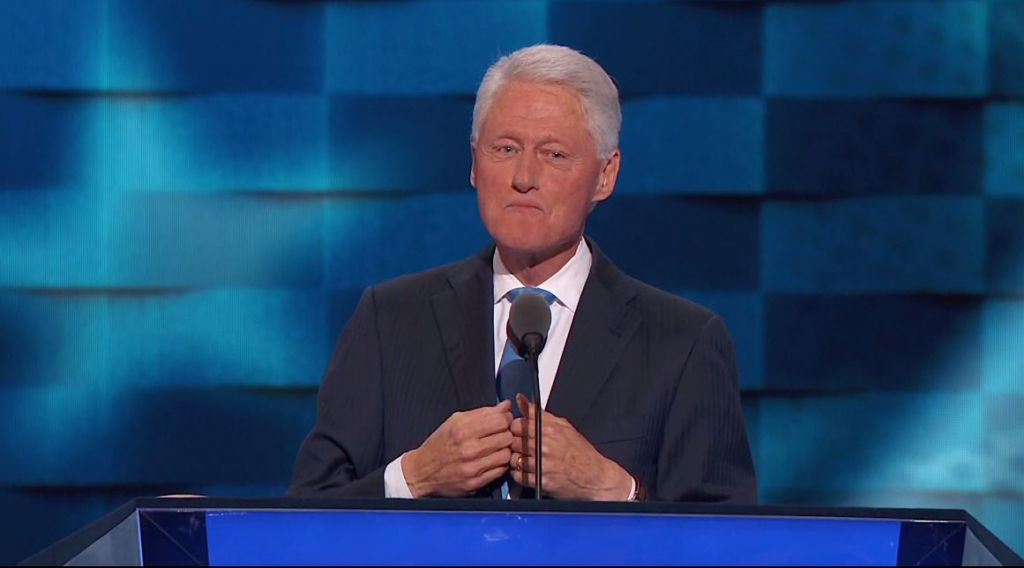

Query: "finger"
<box><xmin>475</xmin><ymin>464</ymin><xmax>508</xmax><ymax>486</ymax></box>
<box><xmin>516</xmin><ymin>454</ymin><xmax>536</xmax><ymax>474</ymax></box>
<box><xmin>463</xmin><ymin>463</ymin><xmax>509</xmax><ymax>493</ymax></box>
<box><xmin>464</xmin><ymin>410</ymin><xmax>516</xmax><ymax>438</ymax></box>
<box><xmin>465</xmin><ymin>400</ymin><xmax>511</xmax><ymax>416</ymax></box>
<box><xmin>515</xmin><ymin>432</ymin><xmax>539</xmax><ymax>457</ymax></box>
<box><xmin>510</xmin><ymin>418</ymin><xmax>527</xmax><ymax>438</ymax></box>
<box><xmin>464</xmin><ymin>450</ymin><xmax>511</xmax><ymax>489</ymax></box>
<box><xmin>478</xmin><ymin>429</ymin><xmax>514</xmax><ymax>454</ymax></box>
<box><xmin>512</xmin><ymin>469</ymin><xmax>536</xmax><ymax>489</ymax></box>
<box><xmin>511</xmin><ymin>415</ymin><xmax>539</xmax><ymax>438</ymax></box>
<box><xmin>480</xmin><ymin>447</ymin><xmax>512</xmax><ymax>470</ymax></box>
<box><xmin>462</xmin><ymin>401</ymin><xmax>513</xmax><ymax>428</ymax></box>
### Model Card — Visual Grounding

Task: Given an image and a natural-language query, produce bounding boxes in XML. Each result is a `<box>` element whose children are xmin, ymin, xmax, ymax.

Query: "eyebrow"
<box><xmin>490</xmin><ymin>132</ymin><xmax>566</xmax><ymax>146</ymax></box>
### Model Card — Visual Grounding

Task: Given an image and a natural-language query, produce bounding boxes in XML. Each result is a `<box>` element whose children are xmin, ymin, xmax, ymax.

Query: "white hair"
<box><xmin>470</xmin><ymin>44</ymin><xmax>621</xmax><ymax>159</ymax></box>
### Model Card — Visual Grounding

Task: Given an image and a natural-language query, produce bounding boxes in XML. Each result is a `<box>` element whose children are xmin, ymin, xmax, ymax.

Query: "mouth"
<box><xmin>505</xmin><ymin>202</ymin><xmax>544</xmax><ymax>212</ymax></box>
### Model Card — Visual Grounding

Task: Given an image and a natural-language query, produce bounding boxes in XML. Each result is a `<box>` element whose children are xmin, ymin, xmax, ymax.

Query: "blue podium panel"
<box><xmin>201</xmin><ymin>509</ymin><xmax>900</xmax><ymax>566</ymax></box>
<box><xmin>22</xmin><ymin>499</ymin><xmax>1024</xmax><ymax>566</ymax></box>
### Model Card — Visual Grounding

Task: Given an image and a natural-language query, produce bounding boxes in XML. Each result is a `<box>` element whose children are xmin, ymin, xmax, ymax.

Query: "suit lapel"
<box><xmin>547</xmin><ymin>240</ymin><xmax>642</xmax><ymax>427</ymax></box>
<box><xmin>432</xmin><ymin>246</ymin><xmax>498</xmax><ymax>411</ymax></box>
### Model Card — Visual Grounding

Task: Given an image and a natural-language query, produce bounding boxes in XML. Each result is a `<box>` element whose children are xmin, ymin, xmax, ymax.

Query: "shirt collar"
<box><xmin>493</xmin><ymin>238</ymin><xmax>592</xmax><ymax>313</ymax></box>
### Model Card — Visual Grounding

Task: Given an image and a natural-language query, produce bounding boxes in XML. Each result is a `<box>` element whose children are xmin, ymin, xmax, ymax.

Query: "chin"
<box><xmin>495</xmin><ymin>235</ymin><xmax>549</xmax><ymax>255</ymax></box>
<box><xmin>494</xmin><ymin>230</ymin><xmax>577</xmax><ymax>260</ymax></box>
<box><xmin>485</xmin><ymin>217</ymin><xmax>577</xmax><ymax>257</ymax></box>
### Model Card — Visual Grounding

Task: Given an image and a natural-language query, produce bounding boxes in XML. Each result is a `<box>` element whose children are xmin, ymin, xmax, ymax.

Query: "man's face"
<box><xmin>471</xmin><ymin>81</ymin><xmax>619</xmax><ymax>258</ymax></box>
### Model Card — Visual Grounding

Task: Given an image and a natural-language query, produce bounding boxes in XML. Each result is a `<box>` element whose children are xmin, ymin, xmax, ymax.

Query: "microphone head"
<box><xmin>507</xmin><ymin>292</ymin><xmax>552</xmax><ymax>357</ymax></box>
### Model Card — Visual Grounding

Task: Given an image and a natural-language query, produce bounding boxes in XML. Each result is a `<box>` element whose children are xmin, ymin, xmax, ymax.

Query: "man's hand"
<box><xmin>403</xmin><ymin>401</ymin><xmax>514</xmax><ymax>498</ymax></box>
<box><xmin>510</xmin><ymin>395</ymin><xmax>633</xmax><ymax>501</ymax></box>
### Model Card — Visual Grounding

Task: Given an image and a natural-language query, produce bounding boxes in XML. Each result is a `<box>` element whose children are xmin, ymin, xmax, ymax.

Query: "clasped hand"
<box><xmin>404</xmin><ymin>396</ymin><xmax>632</xmax><ymax>501</ymax></box>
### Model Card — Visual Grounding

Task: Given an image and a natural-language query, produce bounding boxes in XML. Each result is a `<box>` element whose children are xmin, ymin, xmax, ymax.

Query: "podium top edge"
<box><xmin>126</xmin><ymin>496</ymin><xmax>974</xmax><ymax>522</ymax></box>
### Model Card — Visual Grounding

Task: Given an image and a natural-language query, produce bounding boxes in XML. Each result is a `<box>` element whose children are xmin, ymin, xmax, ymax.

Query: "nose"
<box><xmin>511</xmin><ymin>153</ymin><xmax>540</xmax><ymax>193</ymax></box>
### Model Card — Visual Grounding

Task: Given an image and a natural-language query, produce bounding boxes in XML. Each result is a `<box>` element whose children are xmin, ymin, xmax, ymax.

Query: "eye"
<box><xmin>496</xmin><ymin>145</ymin><xmax>516</xmax><ymax>155</ymax></box>
<box><xmin>545</xmin><ymin>149</ymin><xmax>568</xmax><ymax>160</ymax></box>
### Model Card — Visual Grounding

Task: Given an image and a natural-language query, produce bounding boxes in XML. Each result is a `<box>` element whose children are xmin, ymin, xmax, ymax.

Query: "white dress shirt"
<box><xmin>384</xmin><ymin>239</ymin><xmax>595</xmax><ymax>498</ymax></box>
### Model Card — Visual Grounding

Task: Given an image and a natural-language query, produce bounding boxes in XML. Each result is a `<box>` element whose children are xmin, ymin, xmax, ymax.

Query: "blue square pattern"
<box><xmin>0</xmin><ymin>192</ymin><xmax>324</xmax><ymax>289</ymax></box>
<box><xmin>548</xmin><ymin>1</ymin><xmax>762</xmax><ymax>95</ymax></box>
<box><xmin>617</xmin><ymin>98</ymin><xmax>764</xmax><ymax>195</ymax></box>
<box><xmin>0</xmin><ymin>293</ymin><xmax>110</xmax><ymax>389</ymax></box>
<box><xmin>984</xmin><ymin>103</ymin><xmax>1024</xmax><ymax>196</ymax></box>
<box><xmin>0</xmin><ymin>96</ymin><xmax>92</xmax><ymax>189</ymax></box>
<box><xmin>678</xmin><ymin>292</ymin><xmax>763</xmax><ymax>391</ymax></box>
<box><xmin>758</xmin><ymin>488</ymin><xmax>984</xmax><ymax>514</ymax></box>
<box><xmin>762</xmin><ymin>197</ymin><xmax>986</xmax><ymax>294</ymax></box>
<box><xmin>0</xmin><ymin>385</ymin><xmax>129</xmax><ymax>485</ymax></box>
<box><xmin>586</xmin><ymin>196</ymin><xmax>760</xmax><ymax>291</ymax></box>
<box><xmin>0</xmin><ymin>386</ymin><xmax>315</xmax><ymax>486</ymax></box>
<box><xmin>755</xmin><ymin>393</ymin><xmax>986</xmax><ymax>496</ymax></box>
<box><xmin>0</xmin><ymin>290</ymin><xmax>330</xmax><ymax>389</ymax></box>
<box><xmin>987</xmin><ymin>198</ymin><xmax>1024</xmax><ymax>293</ymax></box>
<box><xmin>327</xmin><ymin>1</ymin><xmax>546</xmax><ymax>95</ymax></box>
<box><xmin>0</xmin><ymin>192</ymin><xmax>110</xmax><ymax>288</ymax></box>
<box><xmin>0</xmin><ymin>0</ymin><xmax>106</xmax><ymax>89</ymax></box>
<box><xmin>0</xmin><ymin>95</ymin><xmax>330</xmax><ymax>192</ymax></box>
<box><xmin>325</xmin><ymin>192</ymin><xmax>490</xmax><ymax>291</ymax></box>
<box><xmin>765</xmin><ymin>0</ymin><xmax>987</xmax><ymax>97</ymax></box>
<box><xmin>765</xmin><ymin>295</ymin><xmax>982</xmax><ymax>391</ymax></box>
<box><xmin>106</xmin><ymin>0</ymin><xmax>323</xmax><ymax>91</ymax></box>
<box><xmin>982</xmin><ymin>300</ymin><xmax>1024</xmax><ymax>396</ymax></box>
<box><xmin>106</xmin><ymin>291</ymin><xmax>331</xmax><ymax>390</ymax></box>
<box><xmin>991</xmin><ymin>0</ymin><xmax>1024</xmax><ymax>97</ymax></box>
<box><xmin>330</xmin><ymin>96</ymin><xmax>474</xmax><ymax>192</ymax></box>
<box><xmin>108</xmin><ymin>192</ymin><xmax>324</xmax><ymax>288</ymax></box>
<box><xmin>767</xmin><ymin>100</ymin><xmax>984</xmax><ymax>195</ymax></box>
<box><xmin>89</xmin><ymin>95</ymin><xmax>330</xmax><ymax>192</ymax></box>
<box><xmin>985</xmin><ymin>395</ymin><xmax>1024</xmax><ymax>493</ymax></box>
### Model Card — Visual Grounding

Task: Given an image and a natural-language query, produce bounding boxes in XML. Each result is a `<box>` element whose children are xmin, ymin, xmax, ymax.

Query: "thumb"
<box><xmin>515</xmin><ymin>393</ymin><xmax>534</xmax><ymax>419</ymax></box>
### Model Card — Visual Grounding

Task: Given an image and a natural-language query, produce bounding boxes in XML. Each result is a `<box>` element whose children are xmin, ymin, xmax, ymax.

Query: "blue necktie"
<box><xmin>496</xmin><ymin>287</ymin><xmax>556</xmax><ymax>499</ymax></box>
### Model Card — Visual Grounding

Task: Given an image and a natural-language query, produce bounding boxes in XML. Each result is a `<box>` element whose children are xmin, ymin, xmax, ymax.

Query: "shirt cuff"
<box><xmin>384</xmin><ymin>453</ymin><xmax>415</xmax><ymax>499</ymax></box>
<box><xmin>626</xmin><ymin>475</ymin><xmax>638</xmax><ymax>501</ymax></box>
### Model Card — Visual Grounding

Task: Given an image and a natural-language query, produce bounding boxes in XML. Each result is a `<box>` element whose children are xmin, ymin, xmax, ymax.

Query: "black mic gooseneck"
<box><xmin>523</xmin><ymin>335</ymin><xmax>543</xmax><ymax>501</ymax></box>
<box><xmin>506</xmin><ymin>292</ymin><xmax>552</xmax><ymax>501</ymax></box>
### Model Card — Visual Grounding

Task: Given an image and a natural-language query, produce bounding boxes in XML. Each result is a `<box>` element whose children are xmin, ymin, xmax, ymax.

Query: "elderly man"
<box><xmin>288</xmin><ymin>44</ymin><xmax>756</xmax><ymax>503</ymax></box>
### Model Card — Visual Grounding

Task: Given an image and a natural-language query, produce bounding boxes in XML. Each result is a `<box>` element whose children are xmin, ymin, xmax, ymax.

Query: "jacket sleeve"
<box><xmin>655</xmin><ymin>315</ymin><xmax>758</xmax><ymax>504</ymax></box>
<box><xmin>286</xmin><ymin>287</ymin><xmax>387</xmax><ymax>498</ymax></box>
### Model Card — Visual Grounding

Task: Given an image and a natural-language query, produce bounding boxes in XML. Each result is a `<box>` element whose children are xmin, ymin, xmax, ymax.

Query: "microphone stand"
<box><xmin>527</xmin><ymin>345</ymin><xmax>542</xmax><ymax>500</ymax></box>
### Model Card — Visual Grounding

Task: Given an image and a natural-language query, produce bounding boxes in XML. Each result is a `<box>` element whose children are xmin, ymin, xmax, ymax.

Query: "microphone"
<box><xmin>506</xmin><ymin>292</ymin><xmax>552</xmax><ymax>500</ymax></box>
<box><xmin>507</xmin><ymin>292</ymin><xmax>552</xmax><ymax>358</ymax></box>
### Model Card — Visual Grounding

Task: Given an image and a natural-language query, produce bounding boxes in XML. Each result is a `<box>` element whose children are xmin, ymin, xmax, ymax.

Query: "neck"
<box><xmin>497</xmin><ymin>237</ymin><xmax>581</xmax><ymax>287</ymax></box>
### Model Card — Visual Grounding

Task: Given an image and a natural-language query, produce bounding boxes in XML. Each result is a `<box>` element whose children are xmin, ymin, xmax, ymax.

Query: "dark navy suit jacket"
<box><xmin>287</xmin><ymin>238</ymin><xmax>757</xmax><ymax>503</ymax></box>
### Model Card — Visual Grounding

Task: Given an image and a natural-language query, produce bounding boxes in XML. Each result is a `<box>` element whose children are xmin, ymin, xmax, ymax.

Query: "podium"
<box><xmin>21</xmin><ymin>498</ymin><xmax>1024</xmax><ymax>566</ymax></box>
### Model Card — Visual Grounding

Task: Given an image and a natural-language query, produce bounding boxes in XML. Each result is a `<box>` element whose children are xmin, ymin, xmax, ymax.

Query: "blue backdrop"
<box><xmin>0</xmin><ymin>0</ymin><xmax>1022</xmax><ymax>563</ymax></box>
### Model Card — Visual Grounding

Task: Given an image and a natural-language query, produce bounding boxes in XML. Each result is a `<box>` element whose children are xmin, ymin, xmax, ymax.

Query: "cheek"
<box><xmin>474</xmin><ymin>166</ymin><xmax>508</xmax><ymax>197</ymax></box>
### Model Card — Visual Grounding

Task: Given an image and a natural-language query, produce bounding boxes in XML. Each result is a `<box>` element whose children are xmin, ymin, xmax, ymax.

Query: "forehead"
<box><xmin>482</xmin><ymin>81</ymin><xmax>586</xmax><ymax>131</ymax></box>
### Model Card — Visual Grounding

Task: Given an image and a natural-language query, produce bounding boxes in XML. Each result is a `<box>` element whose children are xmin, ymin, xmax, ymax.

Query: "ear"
<box><xmin>469</xmin><ymin>144</ymin><xmax>478</xmax><ymax>189</ymax></box>
<box><xmin>593</xmin><ymin>149</ymin><xmax>620</xmax><ymax>204</ymax></box>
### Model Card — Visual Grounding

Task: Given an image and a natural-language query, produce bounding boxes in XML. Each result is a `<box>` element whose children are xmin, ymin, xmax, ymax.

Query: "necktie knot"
<box><xmin>505</xmin><ymin>287</ymin><xmax>557</xmax><ymax>306</ymax></box>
